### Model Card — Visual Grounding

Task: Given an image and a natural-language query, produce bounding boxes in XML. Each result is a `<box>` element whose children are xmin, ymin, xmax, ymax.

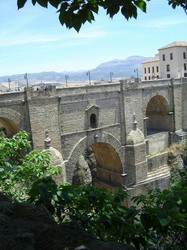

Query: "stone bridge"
<box><xmin>1</xmin><ymin>78</ymin><xmax>187</xmax><ymax>197</ymax></box>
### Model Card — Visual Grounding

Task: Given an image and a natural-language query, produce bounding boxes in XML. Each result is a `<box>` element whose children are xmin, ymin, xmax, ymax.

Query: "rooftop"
<box><xmin>158</xmin><ymin>41</ymin><xmax>187</xmax><ymax>50</ymax></box>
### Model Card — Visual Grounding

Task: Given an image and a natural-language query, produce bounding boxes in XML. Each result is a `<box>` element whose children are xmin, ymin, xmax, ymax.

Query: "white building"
<box><xmin>142</xmin><ymin>54</ymin><xmax>160</xmax><ymax>81</ymax></box>
<box><xmin>142</xmin><ymin>41</ymin><xmax>187</xmax><ymax>81</ymax></box>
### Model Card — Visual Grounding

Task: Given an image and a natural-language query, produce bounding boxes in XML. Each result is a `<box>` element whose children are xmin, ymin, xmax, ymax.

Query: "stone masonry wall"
<box><xmin>59</xmin><ymin>91</ymin><xmax>120</xmax><ymax>134</ymax></box>
<box><xmin>182</xmin><ymin>78</ymin><xmax>187</xmax><ymax>131</ymax></box>
<box><xmin>124</xmin><ymin>88</ymin><xmax>144</xmax><ymax>134</ymax></box>
<box><xmin>172</xmin><ymin>79</ymin><xmax>183</xmax><ymax>131</ymax></box>
<box><xmin>27</xmin><ymin>96</ymin><xmax>61</xmax><ymax>151</ymax></box>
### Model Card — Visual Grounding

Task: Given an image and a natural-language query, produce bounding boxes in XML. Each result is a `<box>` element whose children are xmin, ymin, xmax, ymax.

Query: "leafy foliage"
<box><xmin>17</xmin><ymin>0</ymin><xmax>187</xmax><ymax>31</ymax></box>
<box><xmin>133</xmin><ymin>186</ymin><xmax>187</xmax><ymax>249</ymax></box>
<box><xmin>28</xmin><ymin>174</ymin><xmax>187</xmax><ymax>249</ymax></box>
<box><xmin>1</xmin><ymin>131</ymin><xmax>187</xmax><ymax>249</ymax></box>
<box><xmin>0</xmin><ymin>131</ymin><xmax>61</xmax><ymax>201</ymax></box>
<box><xmin>28</xmin><ymin>143</ymin><xmax>187</xmax><ymax>249</ymax></box>
<box><xmin>29</xmin><ymin>180</ymin><xmax>143</xmax><ymax>244</ymax></box>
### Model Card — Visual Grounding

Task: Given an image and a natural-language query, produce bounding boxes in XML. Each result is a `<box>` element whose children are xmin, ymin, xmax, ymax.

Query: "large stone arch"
<box><xmin>145</xmin><ymin>95</ymin><xmax>170</xmax><ymax>134</ymax></box>
<box><xmin>0</xmin><ymin>108</ymin><xmax>21</xmax><ymax>137</ymax></box>
<box><xmin>65</xmin><ymin>132</ymin><xmax>124</xmax><ymax>189</ymax></box>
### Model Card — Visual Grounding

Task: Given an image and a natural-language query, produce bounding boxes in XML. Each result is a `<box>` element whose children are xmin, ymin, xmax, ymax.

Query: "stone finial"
<box><xmin>44</xmin><ymin>131</ymin><xmax>51</xmax><ymax>149</ymax></box>
<box><xmin>133</xmin><ymin>112</ymin><xmax>137</xmax><ymax>130</ymax></box>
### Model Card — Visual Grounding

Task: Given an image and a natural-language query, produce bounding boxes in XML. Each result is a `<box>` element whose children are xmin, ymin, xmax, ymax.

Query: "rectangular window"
<box><xmin>170</xmin><ymin>53</ymin><xmax>173</xmax><ymax>60</ymax></box>
<box><xmin>166</xmin><ymin>64</ymin><xmax>170</xmax><ymax>72</ymax></box>
<box><xmin>167</xmin><ymin>74</ymin><xmax>170</xmax><ymax>78</ymax></box>
<box><xmin>163</xmin><ymin>54</ymin><xmax>165</xmax><ymax>61</ymax></box>
<box><xmin>183</xmin><ymin>52</ymin><xmax>186</xmax><ymax>59</ymax></box>
<box><xmin>152</xmin><ymin>67</ymin><xmax>154</xmax><ymax>73</ymax></box>
<box><xmin>145</xmin><ymin>76</ymin><xmax>147</xmax><ymax>80</ymax></box>
<box><xmin>144</xmin><ymin>68</ymin><xmax>146</xmax><ymax>74</ymax></box>
<box><xmin>156</xmin><ymin>66</ymin><xmax>159</xmax><ymax>72</ymax></box>
<box><xmin>184</xmin><ymin>73</ymin><xmax>187</xmax><ymax>77</ymax></box>
<box><xmin>184</xmin><ymin>63</ymin><xmax>187</xmax><ymax>71</ymax></box>
<box><xmin>149</xmin><ymin>76</ymin><xmax>151</xmax><ymax>80</ymax></box>
<box><xmin>148</xmin><ymin>67</ymin><xmax>150</xmax><ymax>73</ymax></box>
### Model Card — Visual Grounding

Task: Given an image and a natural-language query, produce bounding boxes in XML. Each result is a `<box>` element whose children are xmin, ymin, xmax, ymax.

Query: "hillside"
<box><xmin>0</xmin><ymin>56</ymin><xmax>151</xmax><ymax>85</ymax></box>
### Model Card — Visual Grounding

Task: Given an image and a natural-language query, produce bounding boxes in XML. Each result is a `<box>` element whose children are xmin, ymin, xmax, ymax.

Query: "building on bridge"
<box><xmin>142</xmin><ymin>41</ymin><xmax>187</xmax><ymax>81</ymax></box>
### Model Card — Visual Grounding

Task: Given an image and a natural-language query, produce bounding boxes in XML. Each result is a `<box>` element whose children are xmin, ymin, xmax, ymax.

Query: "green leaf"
<box><xmin>32</xmin><ymin>0</ymin><xmax>37</xmax><ymax>5</ymax></box>
<box><xmin>131</xmin><ymin>4</ymin><xmax>138</xmax><ymax>19</ymax></box>
<box><xmin>177</xmin><ymin>199</ymin><xmax>183</xmax><ymax>205</ymax></box>
<box><xmin>107</xmin><ymin>5</ymin><xmax>120</xmax><ymax>18</ymax></box>
<box><xmin>49</xmin><ymin>0</ymin><xmax>61</xmax><ymax>8</ymax></box>
<box><xmin>158</xmin><ymin>213</ymin><xmax>171</xmax><ymax>227</ymax></box>
<box><xmin>0</xmin><ymin>168</ymin><xmax>5</xmax><ymax>173</ymax></box>
<box><xmin>35</xmin><ymin>0</ymin><xmax>48</xmax><ymax>8</ymax></box>
<box><xmin>121</xmin><ymin>6</ymin><xmax>130</xmax><ymax>20</ymax></box>
<box><xmin>135</xmin><ymin>0</ymin><xmax>147</xmax><ymax>12</ymax></box>
<box><xmin>17</xmin><ymin>0</ymin><xmax>27</xmax><ymax>9</ymax></box>
<box><xmin>88</xmin><ymin>2</ymin><xmax>99</xmax><ymax>14</ymax></box>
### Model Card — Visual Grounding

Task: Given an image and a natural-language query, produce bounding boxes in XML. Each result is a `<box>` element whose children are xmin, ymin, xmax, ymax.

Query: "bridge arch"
<box><xmin>0</xmin><ymin>108</ymin><xmax>21</xmax><ymax>137</ymax></box>
<box><xmin>65</xmin><ymin>132</ymin><xmax>123</xmax><ymax>189</ymax></box>
<box><xmin>146</xmin><ymin>95</ymin><xmax>170</xmax><ymax>134</ymax></box>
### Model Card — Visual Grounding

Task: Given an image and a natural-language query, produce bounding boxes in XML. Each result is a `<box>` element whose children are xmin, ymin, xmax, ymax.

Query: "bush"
<box><xmin>0</xmin><ymin>131</ymin><xmax>61</xmax><ymax>201</ymax></box>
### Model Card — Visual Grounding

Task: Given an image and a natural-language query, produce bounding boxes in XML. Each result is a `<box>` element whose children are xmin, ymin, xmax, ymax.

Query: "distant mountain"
<box><xmin>0</xmin><ymin>56</ymin><xmax>151</xmax><ymax>85</ymax></box>
<box><xmin>92</xmin><ymin>56</ymin><xmax>151</xmax><ymax>80</ymax></box>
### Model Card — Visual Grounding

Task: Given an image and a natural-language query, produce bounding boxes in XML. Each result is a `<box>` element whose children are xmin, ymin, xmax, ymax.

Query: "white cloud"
<box><xmin>0</xmin><ymin>35</ymin><xmax>62</xmax><ymax>47</ymax></box>
<box><xmin>0</xmin><ymin>26</ymin><xmax>107</xmax><ymax>47</ymax></box>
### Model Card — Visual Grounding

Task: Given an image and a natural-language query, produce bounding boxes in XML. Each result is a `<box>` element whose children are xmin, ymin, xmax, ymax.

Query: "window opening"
<box><xmin>90</xmin><ymin>114</ymin><xmax>97</xmax><ymax>128</ymax></box>
<box><xmin>184</xmin><ymin>63</ymin><xmax>187</xmax><ymax>71</ymax></box>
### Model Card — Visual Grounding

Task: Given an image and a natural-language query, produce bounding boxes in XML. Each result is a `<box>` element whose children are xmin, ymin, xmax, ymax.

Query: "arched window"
<box><xmin>85</xmin><ymin>105</ymin><xmax>99</xmax><ymax>130</ymax></box>
<box><xmin>90</xmin><ymin>114</ymin><xmax>97</xmax><ymax>128</ymax></box>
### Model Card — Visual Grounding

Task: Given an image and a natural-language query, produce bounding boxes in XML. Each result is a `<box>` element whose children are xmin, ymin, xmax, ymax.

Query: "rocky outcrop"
<box><xmin>0</xmin><ymin>193</ymin><xmax>134</xmax><ymax>250</ymax></box>
<box><xmin>72</xmin><ymin>155</ymin><xmax>92</xmax><ymax>185</ymax></box>
<box><xmin>168</xmin><ymin>143</ymin><xmax>185</xmax><ymax>170</ymax></box>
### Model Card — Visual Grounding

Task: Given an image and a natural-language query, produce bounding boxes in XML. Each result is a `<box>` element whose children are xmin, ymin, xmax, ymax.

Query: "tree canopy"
<box><xmin>17</xmin><ymin>0</ymin><xmax>187</xmax><ymax>31</ymax></box>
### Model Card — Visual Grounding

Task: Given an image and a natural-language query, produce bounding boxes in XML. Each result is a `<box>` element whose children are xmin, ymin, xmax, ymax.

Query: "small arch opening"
<box><xmin>90</xmin><ymin>114</ymin><xmax>97</xmax><ymax>128</ymax></box>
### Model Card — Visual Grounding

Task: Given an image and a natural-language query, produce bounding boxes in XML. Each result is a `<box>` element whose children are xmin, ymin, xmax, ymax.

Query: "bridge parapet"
<box><xmin>56</xmin><ymin>82</ymin><xmax>121</xmax><ymax>96</ymax></box>
<box><xmin>0</xmin><ymin>91</ymin><xmax>25</xmax><ymax>102</ymax></box>
<box><xmin>141</xmin><ymin>78</ymin><xmax>181</xmax><ymax>88</ymax></box>
<box><xmin>24</xmin><ymin>85</ymin><xmax>57</xmax><ymax>99</ymax></box>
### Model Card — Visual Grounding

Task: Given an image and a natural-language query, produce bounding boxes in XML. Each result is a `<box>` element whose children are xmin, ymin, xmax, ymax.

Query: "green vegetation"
<box><xmin>17</xmin><ymin>0</ymin><xmax>187</xmax><ymax>31</ymax></box>
<box><xmin>0</xmin><ymin>131</ymin><xmax>187</xmax><ymax>249</ymax></box>
<box><xmin>0</xmin><ymin>131</ymin><xmax>61</xmax><ymax>201</ymax></box>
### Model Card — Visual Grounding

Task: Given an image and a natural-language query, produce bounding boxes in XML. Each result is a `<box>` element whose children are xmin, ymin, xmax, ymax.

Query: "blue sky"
<box><xmin>0</xmin><ymin>0</ymin><xmax>187</xmax><ymax>76</ymax></box>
